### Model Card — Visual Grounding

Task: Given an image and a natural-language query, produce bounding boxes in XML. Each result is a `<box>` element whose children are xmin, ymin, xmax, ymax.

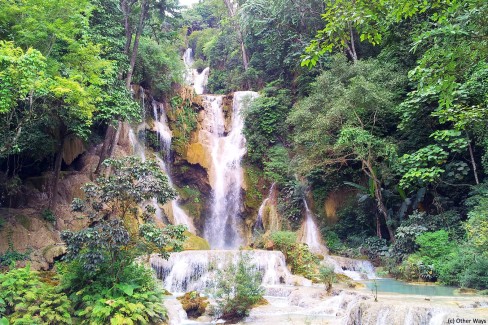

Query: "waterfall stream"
<box><xmin>301</xmin><ymin>199</ymin><xmax>328</xmax><ymax>255</ymax></box>
<box><xmin>129</xmin><ymin>87</ymin><xmax>195</xmax><ymax>232</ymax></box>
<box><xmin>203</xmin><ymin>91</ymin><xmax>259</xmax><ymax>249</ymax></box>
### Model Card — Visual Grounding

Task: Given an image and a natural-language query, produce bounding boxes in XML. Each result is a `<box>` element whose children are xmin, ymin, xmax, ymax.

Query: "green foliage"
<box><xmin>0</xmin><ymin>265</ymin><xmax>72</xmax><ymax>324</ymax></box>
<box><xmin>60</xmin><ymin>262</ymin><xmax>166</xmax><ymax>325</ymax></box>
<box><xmin>210</xmin><ymin>253</ymin><xmax>264</xmax><ymax>321</ymax></box>
<box><xmin>62</xmin><ymin>156</ymin><xmax>186</xmax><ymax>314</ymax></box>
<box><xmin>41</xmin><ymin>209</ymin><xmax>56</xmax><ymax>223</ymax></box>
<box><xmin>170</xmin><ymin>96</ymin><xmax>198</xmax><ymax>154</ymax></box>
<box><xmin>243</xmin><ymin>84</ymin><xmax>291</xmax><ymax>166</ymax></box>
<box><xmin>318</xmin><ymin>265</ymin><xmax>336</xmax><ymax>292</ymax></box>
<box><xmin>277</xmin><ymin>180</ymin><xmax>306</xmax><ymax>227</ymax></box>
<box><xmin>133</xmin><ymin>37</ymin><xmax>184</xmax><ymax>97</ymax></box>
<box><xmin>270</xmin><ymin>231</ymin><xmax>320</xmax><ymax>279</ymax></box>
<box><xmin>0</xmin><ymin>41</ymin><xmax>46</xmax><ymax>114</ymax></box>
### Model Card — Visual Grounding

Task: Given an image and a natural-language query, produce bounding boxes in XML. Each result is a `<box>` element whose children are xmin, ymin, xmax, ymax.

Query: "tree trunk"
<box><xmin>376</xmin><ymin>214</ymin><xmax>382</xmax><ymax>238</ymax></box>
<box><xmin>466</xmin><ymin>132</ymin><xmax>479</xmax><ymax>185</ymax></box>
<box><xmin>125</xmin><ymin>0</ymin><xmax>148</xmax><ymax>89</ymax></box>
<box><xmin>49</xmin><ymin>135</ymin><xmax>64</xmax><ymax>212</ymax></box>
<box><xmin>374</xmin><ymin>180</ymin><xmax>395</xmax><ymax>241</ymax></box>
<box><xmin>223</xmin><ymin>0</ymin><xmax>249</xmax><ymax>72</ymax></box>
<box><xmin>104</xmin><ymin>121</ymin><xmax>122</xmax><ymax>177</ymax></box>
<box><xmin>95</xmin><ymin>124</ymin><xmax>116</xmax><ymax>175</ymax></box>
<box><xmin>363</xmin><ymin>160</ymin><xmax>395</xmax><ymax>242</ymax></box>
<box><xmin>346</xmin><ymin>25</ymin><xmax>358</xmax><ymax>63</ymax></box>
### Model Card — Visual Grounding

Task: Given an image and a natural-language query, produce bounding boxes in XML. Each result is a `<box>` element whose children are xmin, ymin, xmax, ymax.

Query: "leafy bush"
<box><xmin>211</xmin><ymin>253</ymin><xmax>264</xmax><ymax>322</ymax></box>
<box><xmin>0</xmin><ymin>265</ymin><xmax>72</xmax><ymax>324</ymax></box>
<box><xmin>319</xmin><ymin>265</ymin><xmax>336</xmax><ymax>293</ymax></box>
<box><xmin>362</xmin><ymin>236</ymin><xmax>389</xmax><ymax>260</ymax></box>
<box><xmin>41</xmin><ymin>209</ymin><xmax>56</xmax><ymax>222</ymax></box>
<box><xmin>269</xmin><ymin>231</ymin><xmax>320</xmax><ymax>279</ymax></box>
<box><xmin>270</xmin><ymin>231</ymin><xmax>297</xmax><ymax>253</ymax></box>
<box><xmin>390</xmin><ymin>224</ymin><xmax>427</xmax><ymax>261</ymax></box>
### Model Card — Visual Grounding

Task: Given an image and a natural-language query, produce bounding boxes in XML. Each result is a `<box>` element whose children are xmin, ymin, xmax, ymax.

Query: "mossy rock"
<box><xmin>183</xmin><ymin>232</ymin><xmax>210</xmax><ymax>250</ymax></box>
<box><xmin>177</xmin><ymin>291</ymin><xmax>208</xmax><ymax>318</ymax></box>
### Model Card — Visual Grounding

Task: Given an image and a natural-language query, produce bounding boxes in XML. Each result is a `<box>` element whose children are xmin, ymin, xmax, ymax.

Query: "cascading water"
<box><xmin>254</xmin><ymin>183</ymin><xmax>276</xmax><ymax>231</ymax></box>
<box><xmin>204</xmin><ymin>91</ymin><xmax>259</xmax><ymax>249</ymax></box>
<box><xmin>301</xmin><ymin>199</ymin><xmax>328</xmax><ymax>255</ymax></box>
<box><xmin>323</xmin><ymin>255</ymin><xmax>378</xmax><ymax>280</ymax></box>
<box><xmin>150</xmin><ymin>250</ymin><xmax>292</xmax><ymax>294</ymax></box>
<box><xmin>151</xmin><ymin>101</ymin><xmax>196</xmax><ymax>233</ymax></box>
<box><xmin>183</xmin><ymin>48</ymin><xmax>209</xmax><ymax>95</ymax></box>
<box><xmin>128</xmin><ymin>86</ymin><xmax>195</xmax><ymax>232</ymax></box>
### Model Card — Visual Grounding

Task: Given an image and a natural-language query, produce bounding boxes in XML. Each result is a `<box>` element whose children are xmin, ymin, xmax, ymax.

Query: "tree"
<box><xmin>288</xmin><ymin>56</ymin><xmax>405</xmax><ymax>240</ymax></box>
<box><xmin>211</xmin><ymin>253</ymin><xmax>264</xmax><ymax>322</ymax></box>
<box><xmin>63</xmin><ymin>157</ymin><xmax>186</xmax><ymax>285</ymax></box>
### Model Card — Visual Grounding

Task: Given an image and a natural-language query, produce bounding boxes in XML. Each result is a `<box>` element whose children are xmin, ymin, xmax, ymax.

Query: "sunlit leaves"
<box><xmin>0</xmin><ymin>41</ymin><xmax>47</xmax><ymax>113</ymax></box>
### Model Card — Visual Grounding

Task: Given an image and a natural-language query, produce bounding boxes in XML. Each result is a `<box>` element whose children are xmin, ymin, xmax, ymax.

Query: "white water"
<box><xmin>128</xmin><ymin>87</ymin><xmax>195</xmax><ymax>232</ymax></box>
<box><xmin>151</xmin><ymin>102</ymin><xmax>196</xmax><ymax>233</ymax></box>
<box><xmin>323</xmin><ymin>255</ymin><xmax>378</xmax><ymax>280</ymax></box>
<box><xmin>183</xmin><ymin>48</ymin><xmax>210</xmax><ymax>95</ymax></box>
<box><xmin>203</xmin><ymin>91</ymin><xmax>259</xmax><ymax>249</ymax></box>
<box><xmin>301</xmin><ymin>199</ymin><xmax>328</xmax><ymax>255</ymax></box>
<box><xmin>255</xmin><ymin>183</ymin><xmax>276</xmax><ymax>231</ymax></box>
<box><xmin>151</xmin><ymin>250</ymin><xmax>292</xmax><ymax>294</ymax></box>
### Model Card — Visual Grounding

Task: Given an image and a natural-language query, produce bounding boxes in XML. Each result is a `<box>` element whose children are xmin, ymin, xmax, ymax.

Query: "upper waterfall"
<box><xmin>182</xmin><ymin>48</ymin><xmax>209</xmax><ymax>95</ymax></box>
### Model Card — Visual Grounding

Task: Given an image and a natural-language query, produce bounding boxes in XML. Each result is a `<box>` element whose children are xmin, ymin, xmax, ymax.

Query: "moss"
<box><xmin>243</xmin><ymin>165</ymin><xmax>264</xmax><ymax>210</ymax></box>
<box><xmin>177</xmin><ymin>291</ymin><xmax>208</xmax><ymax>318</ymax></box>
<box><xmin>183</xmin><ymin>232</ymin><xmax>210</xmax><ymax>250</ymax></box>
<box><xmin>178</xmin><ymin>185</ymin><xmax>203</xmax><ymax>220</ymax></box>
<box><xmin>16</xmin><ymin>214</ymin><xmax>32</xmax><ymax>230</ymax></box>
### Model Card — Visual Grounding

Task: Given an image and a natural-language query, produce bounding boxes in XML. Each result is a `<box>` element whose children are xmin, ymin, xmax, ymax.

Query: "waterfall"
<box><xmin>128</xmin><ymin>87</ymin><xmax>195</xmax><ymax>232</ymax></box>
<box><xmin>301</xmin><ymin>199</ymin><xmax>328</xmax><ymax>255</ymax></box>
<box><xmin>203</xmin><ymin>91</ymin><xmax>259</xmax><ymax>249</ymax></box>
<box><xmin>151</xmin><ymin>102</ymin><xmax>196</xmax><ymax>233</ymax></box>
<box><xmin>255</xmin><ymin>183</ymin><xmax>276</xmax><ymax>231</ymax></box>
<box><xmin>182</xmin><ymin>48</ymin><xmax>209</xmax><ymax>95</ymax></box>
<box><xmin>323</xmin><ymin>255</ymin><xmax>378</xmax><ymax>280</ymax></box>
<box><xmin>150</xmin><ymin>250</ymin><xmax>292</xmax><ymax>294</ymax></box>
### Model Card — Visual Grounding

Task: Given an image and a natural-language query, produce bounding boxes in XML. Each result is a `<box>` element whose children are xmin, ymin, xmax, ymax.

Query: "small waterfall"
<box><xmin>301</xmin><ymin>199</ymin><xmax>328</xmax><ymax>255</ymax></box>
<box><xmin>323</xmin><ymin>256</ymin><xmax>378</xmax><ymax>280</ymax></box>
<box><xmin>151</xmin><ymin>103</ymin><xmax>196</xmax><ymax>233</ymax></box>
<box><xmin>182</xmin><ymin>48</ymin><xmax>209</xmax><ymax>95</ymax></box>
<box><xmin>128</xmin><ymin>87</ymin><xmax>195</xmax><ymax>232</ymax></box>
<box><xmin>150</xmin><ymin>250</ymin><xmax>292</xmax><ymax>294</ymax></box>
<box><xmin>204</xmin><ymin>91</ymin><xmax>259</xmax><ymax>249</ymax></box>
<box><xmin>254</xmin><ymin>183</ymin><xmax>276</xmax><ymax>231</ymax></box>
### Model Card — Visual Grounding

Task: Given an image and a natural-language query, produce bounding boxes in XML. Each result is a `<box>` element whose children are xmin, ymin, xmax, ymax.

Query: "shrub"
<box><xmin>319</xmin><ymin>265</ymin><xmax>336</xmax><ymax>293</ymax></box>
<box><xmin>61</xmin><ymin>262</ymin><xmax>166</xmax><ymax>325</ymax></box>
<box><xmin>0</xmin><ymin>265</ymin><xmax>72</xmax><ymax>324</ymax></box>
<box><xmin>211</xmin><ymin>253</ymin><xmax>264</xmax><ymax>322</ymax></box>
<box><xmin>362</xmin><ymin>236</ymin><xmax>389</xmax><ymax>260</ymax></box>
<box><xmin>269</xmin><ymin>231</ymin><xmax>320</xmax><ymax>279</ymax></box>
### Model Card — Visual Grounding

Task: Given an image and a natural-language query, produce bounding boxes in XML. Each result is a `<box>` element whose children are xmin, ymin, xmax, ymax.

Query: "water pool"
<box><xmin>364</xmin><ymin>278</ymin><xmax>459</xmax><ymax>296</ymax></box>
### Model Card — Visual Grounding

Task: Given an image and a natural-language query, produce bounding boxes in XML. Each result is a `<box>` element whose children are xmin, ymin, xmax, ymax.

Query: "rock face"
<box><xmin>0</xmin><ymin>208</ymin><xmax>64</xmax><ymax>270</ymax></box>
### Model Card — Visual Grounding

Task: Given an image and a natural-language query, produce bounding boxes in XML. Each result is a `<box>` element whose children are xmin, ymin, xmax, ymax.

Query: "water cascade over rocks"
<box><xmin>129</xmin><ymin>87</ymin><xmax>195</xmax><ymax>232</ymax></box>
<box><xmin>203</xmin><ymin>91</ymin><xmax>259</xmax><ymax>248</ymax></box>
<box><xmin>300</xmin><ymin>199</ymin><xmax>328</xmax><ymax>255</ymax></box>
<box><xmin>150</xmin><ymin>250</ymin><xmax>293</xmax><ymax>294</ymax></box>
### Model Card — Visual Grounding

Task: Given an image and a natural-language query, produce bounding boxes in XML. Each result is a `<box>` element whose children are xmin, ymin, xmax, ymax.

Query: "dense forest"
<box><xmin>0</xmin><ymin>0</ymin><xmax>487</xmax><ymax>324</ymax></box>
